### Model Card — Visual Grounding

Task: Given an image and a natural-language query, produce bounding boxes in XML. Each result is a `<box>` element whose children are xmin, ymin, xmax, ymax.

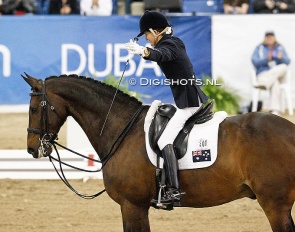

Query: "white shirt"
<box><xmin>80</xmin><ymin>0</ymin><xmax>112</xmax><ymax>16</ymax></box>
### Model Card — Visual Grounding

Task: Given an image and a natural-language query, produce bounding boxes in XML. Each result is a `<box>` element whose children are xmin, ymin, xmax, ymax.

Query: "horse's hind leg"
<box><xmin>258</xmin><ymin>199</ymin><xmax>295</xmax><ymax>232</ymax></box>
<box><xmin>121</xmin><ymin>202</ymin><xmax>150</xmax><ymax>232</ymax></box>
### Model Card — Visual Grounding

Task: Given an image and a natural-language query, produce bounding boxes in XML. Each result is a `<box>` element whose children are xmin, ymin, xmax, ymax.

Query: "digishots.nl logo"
<box><xmin>128</xmin><ymin>78</ymin><xmax>222</xmax><ymax>86</ymax></box>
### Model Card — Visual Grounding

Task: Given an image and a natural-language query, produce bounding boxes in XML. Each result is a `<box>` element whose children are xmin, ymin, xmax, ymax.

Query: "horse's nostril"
<box><xmin>27</xmin><ymin>147</ymin><xmax>35</xmax><ymax>155</ymax></box>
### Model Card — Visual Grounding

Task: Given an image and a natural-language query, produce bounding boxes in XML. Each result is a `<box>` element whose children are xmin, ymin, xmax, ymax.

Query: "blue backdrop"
<box><xmin>0</xmin><ymin>15</ymin><xmax>211</xmax><ymax>104</ymax></box>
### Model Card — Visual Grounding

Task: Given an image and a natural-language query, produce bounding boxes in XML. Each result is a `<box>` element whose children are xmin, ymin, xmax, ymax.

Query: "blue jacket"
<box><xmin>251</xmin><ymin>43</ymin><xmax>290</xmax><ymax>75</ymax></box>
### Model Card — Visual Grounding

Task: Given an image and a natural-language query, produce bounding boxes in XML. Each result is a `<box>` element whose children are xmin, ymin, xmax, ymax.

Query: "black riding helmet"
<box><xmin>137</xmin><ymin>10</ymin><xmax>171</xmax><ymax>37</ymax></box>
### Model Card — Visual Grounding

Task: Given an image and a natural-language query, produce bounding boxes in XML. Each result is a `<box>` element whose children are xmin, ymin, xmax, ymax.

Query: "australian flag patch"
<box><xmin>192</xmin><ymin>149</ymin><xmax>211</xmax><ymax>162</ymax></box>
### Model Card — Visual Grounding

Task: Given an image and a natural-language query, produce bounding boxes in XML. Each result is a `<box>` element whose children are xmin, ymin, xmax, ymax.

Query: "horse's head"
<box><xmin>22</xmin><ymin>73</ymin><xmax>67</xmax><ymax>159</ymax></box>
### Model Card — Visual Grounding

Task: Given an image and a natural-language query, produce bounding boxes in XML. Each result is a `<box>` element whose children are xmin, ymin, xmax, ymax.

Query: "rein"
<box><xmin>28</xmin><ymin>79</ymin><xmax>145</xmax><ymax>199</ymax></box>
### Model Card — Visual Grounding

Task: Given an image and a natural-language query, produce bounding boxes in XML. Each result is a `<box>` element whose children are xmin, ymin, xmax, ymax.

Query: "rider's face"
<box><xmin>144</xmin><ymin>30</ymin><xmax>163</xmax><ymax>47</ymax></box>
<box><xmin>144</xmin><ymin>31</ymin><xmax>156</xmax><ymax>46</ymax></box>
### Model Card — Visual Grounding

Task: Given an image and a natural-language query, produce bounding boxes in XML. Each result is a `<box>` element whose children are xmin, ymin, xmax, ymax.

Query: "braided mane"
<box><xmin>45</xmin><ymin>74</ymin><xmax>142</xmax><ymax>105</ymax></box>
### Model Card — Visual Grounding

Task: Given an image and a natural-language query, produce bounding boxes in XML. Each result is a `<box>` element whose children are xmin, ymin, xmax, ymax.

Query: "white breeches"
<box><xmin>157</xmin><ymin>106</ymin><xmax>201</xmax><ymax>150</ymax></box>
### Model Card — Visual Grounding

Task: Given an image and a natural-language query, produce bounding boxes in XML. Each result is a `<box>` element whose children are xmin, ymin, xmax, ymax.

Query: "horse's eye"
<box><xmin>30</xmin><ymin>107</ymin><xmax>38</xmax><ymax>114</ymax></box>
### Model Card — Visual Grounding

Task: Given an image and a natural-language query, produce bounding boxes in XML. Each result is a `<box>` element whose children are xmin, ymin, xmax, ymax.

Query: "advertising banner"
<box><xmin>0</xmin><ymin>15</ymin><xmax>211</xmax><ymax>104</ymax></box>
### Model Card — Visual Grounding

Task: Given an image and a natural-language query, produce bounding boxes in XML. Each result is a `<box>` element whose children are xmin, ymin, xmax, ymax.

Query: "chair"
<box><xmin>251</xmin><ymin>67</ymin><xmax>293</xmax><ymax>115</ymax></box>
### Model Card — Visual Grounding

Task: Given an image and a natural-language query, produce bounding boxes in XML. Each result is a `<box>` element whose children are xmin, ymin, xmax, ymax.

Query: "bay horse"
<box><xmin>23</xmin><ymin>73</ymin><xmax>295</xmax><ymax>232</ymax></box>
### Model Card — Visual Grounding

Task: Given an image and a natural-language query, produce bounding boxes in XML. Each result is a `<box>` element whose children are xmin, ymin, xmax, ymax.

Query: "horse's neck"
<box><xmin>69</xmin><ymin>100</ymin><xmax>143</xmax><ymax>159</ymax></box>
<box><xmin>49</xmin><ymin>77</ymin><xmax>144</xmax><ymax>159</ymax></box>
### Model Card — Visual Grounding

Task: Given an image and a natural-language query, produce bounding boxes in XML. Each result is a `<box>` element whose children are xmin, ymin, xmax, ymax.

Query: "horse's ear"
<box><xmin>21</xmin><ymin>72</ymin><xmax>38</xmax><ymax>88</ymax></box>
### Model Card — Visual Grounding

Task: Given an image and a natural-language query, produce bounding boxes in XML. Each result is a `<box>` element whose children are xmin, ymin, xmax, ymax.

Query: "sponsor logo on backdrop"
<box><xmin>0</xmin><ymin>45</ymin><xmax>11</xmax><ymax>77</ymax></box>
<box><xmin>61</xmin><ymin>43</ymin><xmax>162</xmax><ymax>78</ymax></box>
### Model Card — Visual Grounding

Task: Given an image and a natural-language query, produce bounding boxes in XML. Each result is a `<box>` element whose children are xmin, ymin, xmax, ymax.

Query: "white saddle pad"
<box><xmin>144</xmin><ymin>100</ymin><xmax>227</xmax><ymax>170</ymax></box>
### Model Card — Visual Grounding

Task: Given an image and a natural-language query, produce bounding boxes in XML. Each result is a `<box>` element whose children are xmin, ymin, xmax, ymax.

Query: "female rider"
<box><xmin>125</xmin><ymin>10</ymin><xmax>209</xmax><ymax>203</ymax></box>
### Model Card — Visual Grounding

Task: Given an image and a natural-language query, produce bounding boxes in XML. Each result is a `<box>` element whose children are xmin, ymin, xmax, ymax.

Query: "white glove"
<box><xmin>125</xmin><ymin>39</ymin><xmax>145</xmax><ymax>56</ymax></box>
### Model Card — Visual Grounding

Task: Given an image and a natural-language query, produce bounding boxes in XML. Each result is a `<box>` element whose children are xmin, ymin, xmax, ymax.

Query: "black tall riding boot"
<box><xmin>162</xmin><ymin>144</ymin><xmax>184</xmax><ymax>201</ymax></box>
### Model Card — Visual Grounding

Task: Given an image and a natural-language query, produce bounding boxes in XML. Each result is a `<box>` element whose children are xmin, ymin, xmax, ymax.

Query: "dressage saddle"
<box><xmin>149</xmin><ymin>100</ymin><xmax>214</xmax><ymax>159</ymax></box>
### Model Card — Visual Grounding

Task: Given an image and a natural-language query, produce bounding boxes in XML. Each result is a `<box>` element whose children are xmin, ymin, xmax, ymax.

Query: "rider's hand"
<box><xmin>125</xmin><ymin>39</ymin><xmax>145</xmax><ymax>56</ymax></box>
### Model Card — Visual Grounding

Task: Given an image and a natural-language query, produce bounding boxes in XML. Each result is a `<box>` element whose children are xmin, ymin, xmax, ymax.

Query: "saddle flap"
<box><xmin>148</xmin><ymin>104</ymin><xmax>176</xmax><ymax>155</ymax></box>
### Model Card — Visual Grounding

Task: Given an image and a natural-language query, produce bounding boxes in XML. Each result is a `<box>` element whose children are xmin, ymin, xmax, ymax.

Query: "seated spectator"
<box><xmin>0</xmin><ymin>0</ymin><xmax>3</xmax><ymax>15</ymax></box>
<box><xmin>253</xmin><ymin>0</ymin><xmax>295</xmax><ymax>13</ymax></box>
<box><xmin>37</xmin><ymin>0</ymin><xmax>50</xmax><ymax>14</ymax></box>
<box><xmin>223</xmin><ymin>0</ymin><xmax>250</xmax><ymax>14</ymax></box>
<box><xmin>80</xmin><ymin>0</ymin><xmax>112</xmax><ymax>16</ymax></box>
<box><xmin>2</xmin><ymin>0</ymin><xmax>37</xmax><ymax>15</ymax></box>
<box><xmin>251</xmin><ymin>30</ymin><xmax>291</xmax><ymax>115</ymax></box>
<box><xmin>49</xmin><ymin>0</ymin><xmax>79</xmax><ymax>14</ymax></box>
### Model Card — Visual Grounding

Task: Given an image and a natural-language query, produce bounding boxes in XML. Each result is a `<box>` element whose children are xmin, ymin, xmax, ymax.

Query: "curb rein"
<box><xmin>28</xmin><ymin>79</ymin><xmax>145</xmax><ymax>199</ymax></box>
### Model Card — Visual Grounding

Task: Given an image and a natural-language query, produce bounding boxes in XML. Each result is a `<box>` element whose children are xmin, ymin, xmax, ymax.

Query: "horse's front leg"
<box><xmin>121</xmin><ymin>201</ymin><xmax>151</xmax><ymax>232</ymax></box>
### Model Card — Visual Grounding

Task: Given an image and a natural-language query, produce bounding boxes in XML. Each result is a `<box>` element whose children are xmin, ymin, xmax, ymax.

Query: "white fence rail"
<box><xmin>0</xmin><ymin>107</ymin><xmax>102</xmax><ymax>180</ymax></box>
<box><xmin>0</xmin><ymin>150</ymin><xmax>102</xmax><ymax>179</ymax></box>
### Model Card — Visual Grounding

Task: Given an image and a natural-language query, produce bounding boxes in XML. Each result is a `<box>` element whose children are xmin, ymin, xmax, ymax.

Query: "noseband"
<box><xmin>28</xmin><ymin>80</ymin><xmax>59</xmax><ymax>156</ymax></box>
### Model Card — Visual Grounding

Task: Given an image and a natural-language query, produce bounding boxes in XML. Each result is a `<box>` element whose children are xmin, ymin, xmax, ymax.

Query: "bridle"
<box><xmin>27</xmin><ymin>80</ymin><xmax>59</xmax><ymax>157</ymax></box>
<box><xmin>27</xmin><ymin>79</ymin><xmax>145</xmax><ymax>199</ymax></box>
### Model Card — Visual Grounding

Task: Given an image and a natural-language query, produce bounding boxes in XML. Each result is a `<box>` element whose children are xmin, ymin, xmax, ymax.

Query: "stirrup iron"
<box><xmin>156</xmin><ymin>184</ymin><xmax>166</xmax><ymax>207</ymax></box>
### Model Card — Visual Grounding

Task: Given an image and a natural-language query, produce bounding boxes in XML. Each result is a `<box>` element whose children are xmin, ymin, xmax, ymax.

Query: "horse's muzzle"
<box><xmin>27</xmin><ymin>147</ymin><xmax>39</xmax><ymax>159</ymax></box>
<box><xmin>27</xmin><ymin>145</ymin><xmax>52</xmax><ymax>159</ymax></box>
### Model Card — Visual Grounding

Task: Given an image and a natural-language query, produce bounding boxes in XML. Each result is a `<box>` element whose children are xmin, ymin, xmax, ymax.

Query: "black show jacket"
<box><xmin>145</xmin><ymin>34</ymin><xmax>209</xmax><ymax>109</ymax></box>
